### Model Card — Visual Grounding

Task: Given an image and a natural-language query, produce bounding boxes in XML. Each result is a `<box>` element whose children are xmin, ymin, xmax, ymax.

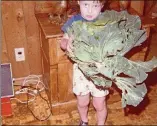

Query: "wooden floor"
<box><xmin>1</xmin><ymin>18</ymin><xmax>157</xmax><ymax>125</ymax></box>
<box><xmin>1</xmin><ymin>79</ymin><xmax>157</xmax><ymax>125</ymax></box>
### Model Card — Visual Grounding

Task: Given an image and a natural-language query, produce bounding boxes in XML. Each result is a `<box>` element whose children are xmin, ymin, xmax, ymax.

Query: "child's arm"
<box><xmin>60</xmin><ymin>15</ymin><xmax>75</xmax><ymax>51</ymax></box>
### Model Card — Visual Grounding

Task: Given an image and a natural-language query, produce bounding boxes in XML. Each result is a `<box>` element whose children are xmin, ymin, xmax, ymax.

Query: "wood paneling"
<box><xmin>22</xmin><ymin>1</ymin><xmax>42</xmax><ymax>75</ymax></box>
<box><xmin>1</xmin><ymin>1</ymin><xmax>42</xmax><ymax>78</ymax></box>
<box><xmin>1</xmin><ymin>23</ymin><xmax>9</xmax><ymax>63</ymax></box>
<box><xmin>2</xmin><ymin>1</ymin><xmax>30</xmax><ymax>77</ymax></box>
<box><xmin>144</xmin><ymin>1</ymin><xmax>157</xmax><ymax>16</ymax></box>
<box><xmin>130</xmin><ymin>1</ymin><xmax>144</xmax><ymax>16</ymax></box>
<box><xmin>35</xmin><ymin>1</ymin><xmax>55</xmax><ymax>14</ymax></box>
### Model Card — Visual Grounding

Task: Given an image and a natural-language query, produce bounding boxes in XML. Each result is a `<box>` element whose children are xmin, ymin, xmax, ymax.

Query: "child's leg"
<box><xmin>77</xmin><ymin>93</ymin><xmax>90</xmax><ymax>122</ymax></box>
<box><xmin>92</xmin><ymin>96</ymin><xmax>107</xmax><ymax>125</ymax></box>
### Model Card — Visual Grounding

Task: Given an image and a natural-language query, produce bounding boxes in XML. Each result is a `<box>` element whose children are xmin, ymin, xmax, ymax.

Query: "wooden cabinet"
<box><xmin>36</xmin><ymin>13</ymin><xmax>77</xmax><ymax>115</ymax></box>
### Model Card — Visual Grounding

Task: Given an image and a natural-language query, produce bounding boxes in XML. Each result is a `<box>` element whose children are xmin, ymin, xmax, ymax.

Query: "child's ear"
<box><xmin>77</xmin><ymin>1</ymin><xmax>80</xmax><ymax>5</ymax></box>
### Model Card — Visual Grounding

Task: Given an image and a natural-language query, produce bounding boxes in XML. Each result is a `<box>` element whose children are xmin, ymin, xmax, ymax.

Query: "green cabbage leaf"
<box><xmin>65</xmin><ymin>10</ymin><xmax>157</xmax><ymax>107</ymax></box>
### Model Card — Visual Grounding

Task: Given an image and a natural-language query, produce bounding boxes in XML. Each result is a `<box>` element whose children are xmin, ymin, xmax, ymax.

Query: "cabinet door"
<box><xmin>58</xmin><ymin>61</ymin><xmax>76</xmax><ymax>102</ymax></box>
<box><xmin>41</xmin><ymin>48</ymin><xmax>58</xmax><ymax>104</ymax></box>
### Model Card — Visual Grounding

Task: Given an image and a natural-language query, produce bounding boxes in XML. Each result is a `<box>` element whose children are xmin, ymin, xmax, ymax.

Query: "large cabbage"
<box><xmin>65</xmin><ymin>10</ymin><xmax>157</xmax><ymax>107</ymax></box>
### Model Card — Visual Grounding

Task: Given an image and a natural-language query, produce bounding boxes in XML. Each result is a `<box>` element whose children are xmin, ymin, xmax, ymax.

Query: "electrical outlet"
<box><xmin>14</xmin><ymin>48</ymin><xmax>25</xmax><ymax>61</ymax></box>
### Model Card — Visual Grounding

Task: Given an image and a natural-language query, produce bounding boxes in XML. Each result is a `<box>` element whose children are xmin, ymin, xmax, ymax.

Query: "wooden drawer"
<box><xmin>49</xmin><ymin>37</ymin><xmax>70</xmax><ymax>65</ymax></box>
<box><xmin>56</xmin><ymin>37</ymin><xmax>70</xmax><ymax>63</ymax></box>
<box><xmin>41</xmin><ymin>34</ymin><xmax>70</xmax><ymax>65</ymax></box>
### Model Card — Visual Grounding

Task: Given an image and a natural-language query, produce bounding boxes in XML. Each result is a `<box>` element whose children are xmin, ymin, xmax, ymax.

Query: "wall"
<box><xmin>1</xmin><ymin>1</ymin><xmax>42</xmax><ymax>78</ymax></box>
<box><xmin>130</xmin><ymin>1</ymin><xmax>144</xmax><ymax>15</ymax></box>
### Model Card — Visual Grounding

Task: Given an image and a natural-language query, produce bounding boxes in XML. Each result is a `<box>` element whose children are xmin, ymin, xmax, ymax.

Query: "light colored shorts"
<box><xmin>73</xmin><ymin>64</ymin><xmax>109</xmax><ymax>97</ymax></box>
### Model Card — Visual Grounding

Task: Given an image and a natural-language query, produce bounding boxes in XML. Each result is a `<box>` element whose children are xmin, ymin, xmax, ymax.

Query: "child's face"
<box><xmin>78</xmin><ymin>1</ymin><xmax>103</xmax><ymax>21</ymax></box>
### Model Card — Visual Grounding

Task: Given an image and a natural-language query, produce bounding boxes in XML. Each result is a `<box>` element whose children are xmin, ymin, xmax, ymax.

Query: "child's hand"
<box><xmin>60</xmin><ymin>38</ymin><xmax>69</xmax><ymax>50</ymax></box>
<box><xmin>60</xmin><ymin>34</ymin><xmax>74</xmax><ymax>52</ymax></box>
<box><xmin>66</xmin><ymin>35</ymin><xmax>74</xmax><ymax>53</ymax></box>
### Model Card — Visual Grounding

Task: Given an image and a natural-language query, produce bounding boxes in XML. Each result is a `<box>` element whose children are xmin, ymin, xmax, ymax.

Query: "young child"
<box><xmin>60</xmin><ymin>1</ymin><xmax>108</xmax><ymax>125</ymax></box>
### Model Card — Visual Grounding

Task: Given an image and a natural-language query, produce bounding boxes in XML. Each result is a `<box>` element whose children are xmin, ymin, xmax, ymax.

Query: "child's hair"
<box><xmin>93</xmin><ymin>0</ymin><xmax>109</xmax><ymax>12</ymax></box>
<box><xmin>77</xmin><ymin>0</ymin><xmax>108</xmax><ymax>12</ymax></box>
<box><xmin>78</xmin><ymin>0</ymin><xmax>107</xmax><ymax>5</ymax></box>
<box><xmin>97</xmin><ymin>0</ymin><xmax>107</xmax><ymax>5</ymax></box>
